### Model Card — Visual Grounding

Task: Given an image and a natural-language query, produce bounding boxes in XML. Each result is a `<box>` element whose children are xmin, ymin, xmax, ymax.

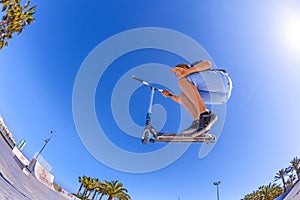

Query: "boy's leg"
<box><xmin>179</xmin><ymin>92</ymin><xmax>199</xmax><ymax>120</ymax></box>
<box><xmin>179</xmin><ymin>93</ymin><xmax>200</xmax><ymax>134</ymax></box>
<box><xmin>178</xmin><ymin>78</ymin><xmax>207</xmax><ymax>114</ymax></box>
<box><xmin>178</xmin><ymin>78</ymin><xmax>217</xmax><ymax>134</ymax></box>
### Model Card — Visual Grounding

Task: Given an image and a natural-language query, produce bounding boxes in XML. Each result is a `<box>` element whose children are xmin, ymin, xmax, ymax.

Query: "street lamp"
<box><xmin>27</xmin><ymin>130</ymin><xmax>55</xmax><ymax>172</ymax></box>
<box><xmin>213</xmin><ymin>181</ymin><xmax>221</xmax><ymax>200</ymax></box>
<box><xmin>35</xmin><ymin>130</ymin><xmax>55</xmax><ymax>160</ymax></box>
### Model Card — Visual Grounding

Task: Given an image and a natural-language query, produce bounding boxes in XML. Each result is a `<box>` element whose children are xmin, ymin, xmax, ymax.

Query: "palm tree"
<box><xmin>242</xmin><ymin>156</ymin><xmax>300</xmax><ymax>199</ymax></box>
<box><xmin>290</xmin><ymin>157</ymin><xmax>300</xmax><ymax>181</ymax></box>
<box><xmin>91</xmin><ymin>180</ymin><xmax>101</xmax><ymax>200</ymax></box>
<box><xmin>242</xmin><ymin>190</ymin><xmax>260</xmax><ymax>200</ymax></box>
<box><xmin>76</xmin><ymin>175</ymin><xmax>86</xmax><ymax>197</ymax></box>
<box><xmin>259</xmin><ymin>185</ymin><xmax>272</xmax><ymax>200</ymax></box>
<box><xmin>91</xmin><ymin>181</ymin><xmax>107</xmax><ymax>200</ymax></box>
<box><xmin>98</xmin><ymin>192</ymin><xmax>105</xmax><ymax>200</ymax></box>
<box><xmin>86</xmin><ymin>178</ymin><xmax>98</xmax><ymax>199</ymax></box>
<box><xmin>103</xmin><ymin>180</ymin><xmax>130</xmax><ymax>200</ymax></box>
<box><xmin>0</xmin><ymin>0</ymin><xmax>37</xmax><ymax>49</ymax></box>
<box><xmin>274</xmin><ymin>168</ymin><xmax>289</xmax><ymax>191</ymax></box>
<box><xmin>81</xmin><ymin>176</ymin><xmax>92</xmax><ymax>198</ymax></box>
<box><xmin>116</xmin><ymin>192</ymin><xmax>131</xmax><ymax>200</ymax></box>
<box><xmin>286</xmin><ymin>173</ymin><xmax>296</xmax><ymax>190</ymax></box>
<box><xmin>258</xmin><ymin>183</ymin><xmax>283</xmax><ymax>200</ymax></box>
<box><xmin>242</xmin><ymin>183</ymin><xmax>283</xmax><ymax>200</ymax></box>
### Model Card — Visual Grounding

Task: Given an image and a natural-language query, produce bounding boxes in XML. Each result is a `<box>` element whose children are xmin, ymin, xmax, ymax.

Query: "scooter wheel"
<box><xmin>141</xmin><ymin>129</ymin><xmax>150</xmax><ymax>145</ymax></box>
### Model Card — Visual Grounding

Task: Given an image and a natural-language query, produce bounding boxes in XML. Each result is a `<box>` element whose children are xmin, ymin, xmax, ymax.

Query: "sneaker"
<box><xmin>180</xmin><ymin>119</ymin><xmax>200</xmax><ymax>134</ymax></box>
<box><xmin>196</xmin><ymin>111</ymin><xmax>217</xmax><ymax>135</ymax></box>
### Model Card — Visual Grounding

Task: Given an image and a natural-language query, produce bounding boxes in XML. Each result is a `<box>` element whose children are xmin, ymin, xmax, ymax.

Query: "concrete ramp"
<box><xmin>284</xmin><ymin>181</ymin><xmax>300</xmax><ymax>200</ymax></box>
<box><xmin>34</xmin><ymin>160</ymin><xmax>55</xmax><ymax>190</ymax></box>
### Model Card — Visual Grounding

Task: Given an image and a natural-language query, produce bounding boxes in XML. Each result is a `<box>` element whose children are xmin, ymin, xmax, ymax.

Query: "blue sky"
<box><xmin>1</xmin><ymin>1</ymin><xmax>300</xmax><ymax>199</ymax></box>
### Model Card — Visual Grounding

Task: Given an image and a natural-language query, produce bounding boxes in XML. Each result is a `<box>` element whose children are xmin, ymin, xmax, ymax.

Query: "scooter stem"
<box><xmin>146</xmin><ymin>87</ymin><xmax>155</xmax><ymax>125</ymax></box>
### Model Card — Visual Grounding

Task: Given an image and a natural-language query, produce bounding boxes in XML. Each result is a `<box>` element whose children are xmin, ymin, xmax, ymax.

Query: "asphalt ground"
<box><xmin>0</xmin><ymin>134</ymin><xmax>68</xmax><ymax>200</ymax></box>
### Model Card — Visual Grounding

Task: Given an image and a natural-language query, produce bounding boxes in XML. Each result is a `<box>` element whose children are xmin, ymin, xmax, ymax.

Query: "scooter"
<box><xmin>132</xmin><ymin>75</ymin><xmax>216</xmax><ymax>144</ymax></box>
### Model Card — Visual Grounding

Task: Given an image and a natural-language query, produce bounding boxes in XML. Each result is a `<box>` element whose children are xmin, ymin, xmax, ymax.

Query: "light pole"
<box><xmin>35</xmin><ymin>130</ymin><xmax>55</xmax><ymax>160</ymax></box>
<box><xmin>27</xmin><ymin>130</ymin><xmax>55</xmax><ymax>172</ymax></box>
<box><xmin>213</xmin><ymin>181</ymin><xmax>221</xmax><ymax>200</ymax></box>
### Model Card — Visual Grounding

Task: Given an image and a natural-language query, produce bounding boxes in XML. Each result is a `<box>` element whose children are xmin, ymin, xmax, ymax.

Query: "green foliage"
<box><xmin>242</xmin><ymin>183</ymin><xmax>283</xmax><ymax>200</ymax></box>
<box><xmin>242</xmin><ymin>156</ymin><xmax>300</xmax><ymax>199</ymax></box>
<box><xmin>104</xmin><ymin>180</ymin><xmax>130</xmax><ymax>200</ymax></box>
<box><xmin>274</xmin><ymin>168</ymin><xmax>289</xmax><ymax>191</ymax></box>
<box><xmin>290</xmin><ymin>157</ymin><xmax>300</xmax><ymax>180</ymax></box>
<box><xmin>0</xmin><ymin>0</ymin><xmax>37</xmax><ymax>50</ymax></box>
<box><xmin>76</xmin><ymin>175</ymin><xmax>131</xmax><ymax>200</ymax></box>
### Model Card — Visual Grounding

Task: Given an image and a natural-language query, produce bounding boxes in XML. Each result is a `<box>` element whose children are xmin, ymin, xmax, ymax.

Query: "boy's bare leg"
<box><xmin>179</xmin><ymin>92</ymin><xmax>199</xmax><ymax>120</ymax></box>
<box><xmin>177</xmin><ymin>79</ymin><xmax>205</xmax><ymax>134</ymax></box>
<box><xmin>178</xmin><ymin>78</ymin><xmax>217</xmax><ymax>135</ymax></box>
<box><xmin>178</xmin><ymin>78</ymin><xmax>207</xmax><ymax>114</ymax></box>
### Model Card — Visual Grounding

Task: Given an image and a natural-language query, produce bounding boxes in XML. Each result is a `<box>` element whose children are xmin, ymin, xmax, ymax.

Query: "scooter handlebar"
<box><xmin>132</xmin><ymin>75</ymin><xmax>147</xmax><ymax>84</ymax></box>
<box><xmin>132</xmin><ymin>75</ymin><xmax>164</xmax><ymax>92</ymax></box>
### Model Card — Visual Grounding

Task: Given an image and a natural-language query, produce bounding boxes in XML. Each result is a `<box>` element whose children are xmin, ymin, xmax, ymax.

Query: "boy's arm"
<box><xmin>161</xmin><ymin>90</ymin><xmax>181</xmax><ymax>104</ymax></box>
<box><xmin>188</xmin><ymin>60</ymin><xmax>211</xmax><ymax>74</ymax></box>
<box><xmin>171</xmin><ymin>60</ymin><xmax>211</xmax><ymax>78</ymax></box>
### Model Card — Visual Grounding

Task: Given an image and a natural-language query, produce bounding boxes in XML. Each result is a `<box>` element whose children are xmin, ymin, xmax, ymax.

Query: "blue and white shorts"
<box><xmin>186</xmin><ymin>69</ymin><xmax>232</xmax><ymax>104</ymax></box>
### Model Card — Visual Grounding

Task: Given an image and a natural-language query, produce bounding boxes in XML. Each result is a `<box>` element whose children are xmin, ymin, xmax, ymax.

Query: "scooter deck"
<box><xmin>156</xmin><ymin>133</ymin><xmax>216</xmax><ymax>143</ymax></box>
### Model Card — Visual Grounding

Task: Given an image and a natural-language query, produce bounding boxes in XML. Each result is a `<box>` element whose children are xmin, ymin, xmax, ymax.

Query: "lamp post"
<box><xmin>35</xmin><ymin>130</ymin><xmax>55</xmax><ymax>160</ymax></box>
<box><xmin>213</xmin><ymin>181</ymin><xmax>221</xmax><ymax>200</ymax></box>
<box><xmin>27</xmin><ymin>130</ymin><xmax>55</xmax><ymax>172</ymax></box>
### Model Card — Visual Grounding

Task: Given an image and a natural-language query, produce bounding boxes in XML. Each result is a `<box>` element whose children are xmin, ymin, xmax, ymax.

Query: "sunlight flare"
<box><xmin>281</xmin><ymin>12</ymin><xmax>300</xmax><ymax>52</ymax></box>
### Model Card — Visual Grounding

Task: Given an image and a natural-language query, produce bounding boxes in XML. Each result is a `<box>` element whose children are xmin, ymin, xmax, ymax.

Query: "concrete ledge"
<box><xmin>22</xmin><ymin>168</ymin><xmax>29</xmax><ymax>176</ymax></box>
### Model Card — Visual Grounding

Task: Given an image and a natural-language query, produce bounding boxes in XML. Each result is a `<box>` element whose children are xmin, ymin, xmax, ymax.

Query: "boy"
<box><xmin>161</xmin><ymin>60</ymin><xmax>232</xmax><ymax>135</ymax></box>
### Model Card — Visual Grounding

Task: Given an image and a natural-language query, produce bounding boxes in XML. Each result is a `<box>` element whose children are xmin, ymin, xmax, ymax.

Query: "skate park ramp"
<box><xmin>0</xmin><ymin>133</ymin><xmax>69</xmax><ymax>200</ymax></box>
<box><xmin>283</xmin><ymin>180</ymin><xmax>300</xmax><ymax>200</ymax></box>
<box><xmin>275</xmin><ymin>180</ymin><xmax>300</xmax><ymax>200</ymax></box>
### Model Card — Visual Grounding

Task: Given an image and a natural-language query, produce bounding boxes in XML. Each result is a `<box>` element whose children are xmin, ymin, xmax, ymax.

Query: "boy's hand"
<box><xmin>161</xmin><ymin>90</ymin><xmax>172</xmax><ymax>97</ymax></box>
<box><xmin>170</xmin><ymin>67</ymin><xmax>188</xmax><ymax>78</ymax></box>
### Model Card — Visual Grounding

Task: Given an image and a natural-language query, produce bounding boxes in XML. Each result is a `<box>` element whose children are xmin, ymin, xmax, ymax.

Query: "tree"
<box><xmin>91</xmin><ymin>180</ymin><xmax>101</xmax><ymax>200</ymax></box>
<box><xmin>242</xmin><ymin>189</ymin><xmax>261</xmax><ymax>200</ymax></box>
<box><xmin>259</xmin><ymin>185</ymin><xmax>272</xmax><ymax>200</ymax></box>
<box><xmin>285</xmin><ymin>173</ymin><xmax>296</xmax><ymax>191</ymax></box>
<box><xmin>241</xmin><ymin>183</ymin><xmax>283</xmax><ymax>200</ymax></box>
<box><xmin>74</xmin><ymin>176</ymin><xmax>130</xmax><ymax>200</ymax></box>
<box><xmin>94</xmin><ymin>181</ymin><xmax>109</xmax><ymax>200</ymax></box>
<box><xmin>76</xmin><ymin>175</ymin><xmax>86</xmax><ymax>197</ymax></box>
<box><xmin>116</xmin><ymin>192</ymin><xmax>131</xmax><ymax>200</ymax></box>
<box><xmin>242</xmin><ymin>155</ymin><xmax>300</xmax><ymax>199</ymax></box>
<box><xmin>0</xmin><ymin>0</ymin><xmax>37</xmax><ymax>49</ymax></box>
<box><xmin>259</xmin><ymin>183</ymin><xmax>283</xmax><ymax>200</ymax></box>
<box><xmin>86</xmin><ymin>178</ymin><xmax>98</xmax><ymax>199</ymax></box>
<box><xmin>103</xmin><ymin>180</ymin><xmax>130</xmax><ymax>200</ymax></box>
<box><xmin>81</xmin><ymin>176</ymin><xmax>92</xmax><ymax>198</ymax></box>
<box><xmin>271</xmin><ymin>185</ymin><xmax>284</xmax><ymax>199</ymax></box>
<box><xmin>274</xmin><ymin>168</ymin><xmax>289</xmax><ymax>192</ymax></box>
<box><xmin>290</xmin><ymin>157</ymin><xmax>300</xmax><ymax>181</ymax></box>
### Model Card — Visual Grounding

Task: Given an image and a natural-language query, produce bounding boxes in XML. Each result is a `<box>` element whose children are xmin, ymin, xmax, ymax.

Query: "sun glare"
<box><xmin>281</xmin><ymin>12</ymin><xmax>300</xmax><ymax>52</ymax></box>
